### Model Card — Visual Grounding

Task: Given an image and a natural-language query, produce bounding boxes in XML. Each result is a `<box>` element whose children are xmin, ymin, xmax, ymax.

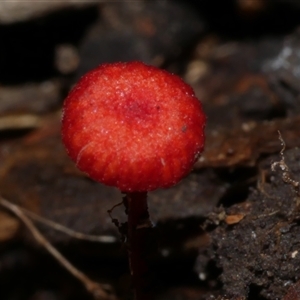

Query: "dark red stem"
<box><xmin>123</xmin><ymin>192</ymin><xmax>152</xmax><ymax>300</ymax></box>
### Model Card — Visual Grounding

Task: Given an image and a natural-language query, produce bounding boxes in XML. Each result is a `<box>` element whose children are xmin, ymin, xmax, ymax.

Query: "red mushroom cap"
<box><xmin>62</xmin><ymin>61</ymin><xmax>206</xmax><ymax>192</ymax></box>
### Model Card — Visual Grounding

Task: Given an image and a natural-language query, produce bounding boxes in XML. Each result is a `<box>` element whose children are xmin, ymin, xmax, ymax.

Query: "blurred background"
<box><xmin>1</xmin><ymin>0</ymin><xmax>300</xmax><ymax>299</ymax></box>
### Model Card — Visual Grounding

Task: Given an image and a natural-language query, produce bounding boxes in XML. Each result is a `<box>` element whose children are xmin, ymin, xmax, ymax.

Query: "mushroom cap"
<box><xmin>62</xmin><ymin>61</ymin><xmax>206</xmax><ymax>192</ymax></box>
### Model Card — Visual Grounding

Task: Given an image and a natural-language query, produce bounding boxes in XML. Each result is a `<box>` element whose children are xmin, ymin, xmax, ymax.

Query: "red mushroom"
<box><xmin>61</xmin><ymin>61</ymin><xmax>206</xmax><ymax>299</ymax></box>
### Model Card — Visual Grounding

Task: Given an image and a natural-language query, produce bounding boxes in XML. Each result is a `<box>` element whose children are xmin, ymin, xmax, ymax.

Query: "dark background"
<box><xmin>1</xmin><ymin>1</ymin><xmax>300</xmax><ymax>299</ymax></box>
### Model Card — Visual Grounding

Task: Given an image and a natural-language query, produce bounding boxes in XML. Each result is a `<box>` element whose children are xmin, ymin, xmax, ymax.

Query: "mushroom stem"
<box><xmin>123</xmin><ymin>192</ymin><xmax>152</xmax><ymax>300</ymax></box>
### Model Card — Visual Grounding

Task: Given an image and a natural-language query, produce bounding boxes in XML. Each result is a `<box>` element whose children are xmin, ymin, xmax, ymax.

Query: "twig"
<box><xmin>20</xmin><ymin>207</ymin><xmax>116</xmax><ymax>243</ymax></box>
<box><xmin>0</xmin><ymin>114</ymin><xmax>41</xmax><ymax>131</ymax></box>
<box><xmin>271</xmin><ymin>131</ymin><xmax>300</xmax><ymax>196</ymax></box>
<box><xmin>0</xmin><ymin>196</ymin><xmax>117</xmax><ymax>300</ymax></box>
